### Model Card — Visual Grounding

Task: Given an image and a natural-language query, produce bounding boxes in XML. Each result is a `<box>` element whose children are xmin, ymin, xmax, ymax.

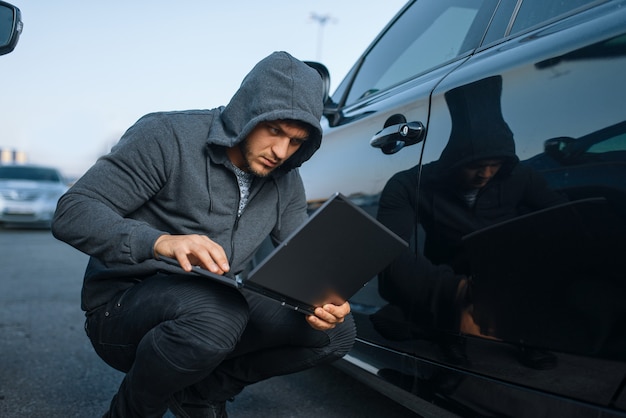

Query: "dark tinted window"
<box><xmin>510</xmin><ymin>0</ymin><xmax>599</xmax><ymax>35</ymax></box>
<box><xmin>341</xmin><ymin>0</ymin><xmax>497</xmax><ymax>106</ymax></box>
<box><xmin>0</xmin><ymin>166</ymin><xmax>62</xmax><ymax>182</ymax></box>
<box><xmin>481</xmin><ymin>0</ymin><xmax>518</xmax><ymax>45</ymax></box>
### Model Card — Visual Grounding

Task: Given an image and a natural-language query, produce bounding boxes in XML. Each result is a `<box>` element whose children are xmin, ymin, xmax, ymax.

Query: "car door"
<box><xmin>301</xmin><ymin>0</ymin><xmax>498</xmax><ymax>204</ymax></box>
<box><xmin>299</xmin><ymin>0</ymin><xmax>500</xmax><ymax>372</ymax></box>
<box><xmin>404</xmin><ymin>0</ymin><xmax>626</xmax><ymax>414</ymax></box>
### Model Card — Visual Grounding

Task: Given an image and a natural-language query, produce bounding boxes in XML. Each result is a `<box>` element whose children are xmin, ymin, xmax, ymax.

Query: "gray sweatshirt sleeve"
<box><xmin>52</xmin><ymin>114</ymin><xmax>172</xmax><ymax>265</ymax></box>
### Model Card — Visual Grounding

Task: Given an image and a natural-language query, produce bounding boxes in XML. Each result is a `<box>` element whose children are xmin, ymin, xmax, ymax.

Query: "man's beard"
<box><xmin>239</xmin><ymin>140</ymin><xmax>272</xmax><ymax>178</ymax></box>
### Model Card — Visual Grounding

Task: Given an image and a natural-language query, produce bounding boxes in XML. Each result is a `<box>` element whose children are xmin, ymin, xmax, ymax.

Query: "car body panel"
<box><xmin>0</xmin><ymin>165</ymin><xmax>68</xmax><ymax>227</ymax></box>
<box><xmin>299</xmin><ymin>0</ymin><xmax>626</xmax><ymax>416</ymax></box>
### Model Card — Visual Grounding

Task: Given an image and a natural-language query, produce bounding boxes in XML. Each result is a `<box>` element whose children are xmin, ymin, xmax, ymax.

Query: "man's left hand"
<box><xmin>306</xmin><ymin>301</ymin><xmax>351</xmax><ymax>330</ymax></box>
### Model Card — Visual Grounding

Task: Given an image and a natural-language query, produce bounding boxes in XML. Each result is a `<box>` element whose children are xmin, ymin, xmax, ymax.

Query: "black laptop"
<box><xmin>162</xmin><ymin>192</ymin><xmax>408</xmax><ymax>315</ymax></box>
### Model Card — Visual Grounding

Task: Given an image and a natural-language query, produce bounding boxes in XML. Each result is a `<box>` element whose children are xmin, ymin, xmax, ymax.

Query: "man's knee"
<box><xmin>152</xmin><ymin>286</ymin><xmax>250</xmax><ymax>371</ymax></box>
<box><xmin>326</xmin><ymin>313</ymin><xmax>357</xmax><ymax>359</ymax></box>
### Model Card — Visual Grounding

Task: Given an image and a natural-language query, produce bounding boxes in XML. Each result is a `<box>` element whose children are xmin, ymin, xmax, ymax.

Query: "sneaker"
<box><xmin>168</xmin><ymin>390</ymin><xmax>229</xmax><ymax>418</ymax></box>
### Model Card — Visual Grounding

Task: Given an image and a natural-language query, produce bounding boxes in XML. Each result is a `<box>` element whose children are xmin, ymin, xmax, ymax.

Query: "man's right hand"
<box><xmin>154</xmin><ymin>234</ymin><xmax>230</xmax><ymax>275</ymax></box>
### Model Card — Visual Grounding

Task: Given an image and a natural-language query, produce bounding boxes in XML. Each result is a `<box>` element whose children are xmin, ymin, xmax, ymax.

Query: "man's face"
<box><xmin>231</xmin><ymin>120</ymin><xmax>309</xmax><ymax>177</ymax></box>
<box><xmin>458</xmin><ymin>158</ymin><xmax>504</xmax><ymax>189</ymax></box>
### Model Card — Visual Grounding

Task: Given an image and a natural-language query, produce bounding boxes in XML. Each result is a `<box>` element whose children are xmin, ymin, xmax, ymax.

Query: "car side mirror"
<box><xmin>304</xmin><ymin>60</ymin><xmax>344</xmax><ymax>126</ymax></box>
<box><xmin>304</xmin><ymin>61</ymin><xmax>331</xmax><ymax>106</ymax></box>
<box><xmin>0</xmin><ymin>0</ymin><xmax>23</xmax><ymax>56</ymax></box>
<box><xmin>544</xmin><ymin>136</ymin><xmax>575</xmax><ymax>162</ymax></box>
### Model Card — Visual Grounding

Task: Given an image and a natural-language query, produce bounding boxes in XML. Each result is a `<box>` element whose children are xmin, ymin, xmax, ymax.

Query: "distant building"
<box><xmin>0</xmin><ymin>148</ymin><xmax>27</xmax><ymax>164</ymax></box>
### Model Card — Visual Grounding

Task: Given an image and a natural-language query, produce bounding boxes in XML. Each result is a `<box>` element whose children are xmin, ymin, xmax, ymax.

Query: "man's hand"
<box><xmin>306</xmin><ymin>301</ymin><xmax>351</xmax><ymax>331</ymax></box>
<box><xmin>154</xmin><ymin>234</ymin><xmax>230</xmax><ymax>275</ymax></box>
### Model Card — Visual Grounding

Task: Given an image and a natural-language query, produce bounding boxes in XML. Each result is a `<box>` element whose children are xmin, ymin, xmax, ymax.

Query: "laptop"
<box><xmin>161</xmin><ymin>192</ymin><xmax>408</xmax><ymax>315</ymax></box>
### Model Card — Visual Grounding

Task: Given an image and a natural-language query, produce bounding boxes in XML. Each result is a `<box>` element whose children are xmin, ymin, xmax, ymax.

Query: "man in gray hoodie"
<box><xmin>52</xmin><ymin>51</ymin><xmax>355</xmax><ymax>418</ymax></box>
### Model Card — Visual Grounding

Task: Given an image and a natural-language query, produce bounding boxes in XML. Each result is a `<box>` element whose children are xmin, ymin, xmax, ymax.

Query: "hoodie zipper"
<box><xmin>228</xmin><ymin>171</ymin><xmax>279</xmax><ymax>272</ymax></box>
<box><xmin>229</xmin><ymin>174</ymin><xmax>254</xmax><ymax>267</ymax></box>
<box><xmin>230</xmin><ymin>210</ymin><xmax>240</xmax><ymax>266</ymax></box>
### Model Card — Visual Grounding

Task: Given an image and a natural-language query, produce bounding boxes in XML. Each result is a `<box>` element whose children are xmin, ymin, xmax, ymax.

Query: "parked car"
<box><xmin>0</xmin><ymin>165</ymin><xmax>68</xmax><ymax>227</ymax></box>
<box><xmin>294</xmin><ymin>0</ymin><xmax>626</xmax><ymax>416</ymax></box>
<box><xmin>0</xmin><ymin>0</ymin><xmax>22</xmax><ymax>56</ymax></box>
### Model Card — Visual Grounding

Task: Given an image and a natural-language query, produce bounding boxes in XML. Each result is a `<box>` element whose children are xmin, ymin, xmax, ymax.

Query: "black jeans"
<box><xmin>85</xmin><ymin>273</ymin><xmax>356</xmax><ymax>417</ymax></box>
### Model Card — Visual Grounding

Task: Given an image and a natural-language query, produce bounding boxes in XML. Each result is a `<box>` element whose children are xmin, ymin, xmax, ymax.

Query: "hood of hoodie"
<box><xmin>207</xmin><ymin>51</ymin><xmax>325</xmax><ymax>174</ymax></box>
<box><xmin>434</xmin><ymin>76</ymin><xmax>519</xmax><ymax>181</ymax></box>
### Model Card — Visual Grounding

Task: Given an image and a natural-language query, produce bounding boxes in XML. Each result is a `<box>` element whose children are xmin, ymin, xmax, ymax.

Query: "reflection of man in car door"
<box><xmin>417</xmin><ymin>76</ymin><xmax>567</xmax><ymax>270</ymax></box>
<box><xmin>376</xmin><ymin>76</ymin><xmax>567</xmax><ymax>369</ymax></box>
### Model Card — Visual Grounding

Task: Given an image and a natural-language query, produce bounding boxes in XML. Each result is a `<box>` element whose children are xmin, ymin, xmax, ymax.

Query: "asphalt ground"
<box><xmin>0</xmin><ymin>228</ymin><xmax>418</xmax><ymax>417</ymax></box>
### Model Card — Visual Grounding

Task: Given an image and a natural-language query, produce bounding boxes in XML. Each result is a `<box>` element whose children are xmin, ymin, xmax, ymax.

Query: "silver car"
<box><xmin>0</xmin><ymin>165</ymin><xmax>68</xmax><ymax>227</ymax></box>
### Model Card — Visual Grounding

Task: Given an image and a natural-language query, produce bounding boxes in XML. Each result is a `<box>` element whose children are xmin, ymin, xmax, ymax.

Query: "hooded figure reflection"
<box><xmin>373</xmin><ymin>76</ymin><xmax>566</xmax><ymax>369</ymax></box>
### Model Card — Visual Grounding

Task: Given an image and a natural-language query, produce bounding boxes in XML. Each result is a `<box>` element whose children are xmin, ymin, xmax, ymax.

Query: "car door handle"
<box><xmin>370</xmin><ymin>114</ymin><xmax>425</xmax><ymax>155</ymax></box>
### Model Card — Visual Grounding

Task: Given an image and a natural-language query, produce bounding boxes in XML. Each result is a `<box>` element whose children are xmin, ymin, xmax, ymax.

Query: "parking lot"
<box><xmin>0</xmin><ymin>228</ymin><xmax>418</xmax><ymax>417</ymax></box>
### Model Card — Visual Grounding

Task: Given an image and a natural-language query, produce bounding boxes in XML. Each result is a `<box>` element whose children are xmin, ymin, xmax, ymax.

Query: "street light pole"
<box><xmin>310</xmin><ymin>12</ymin><xmax>334</xmax><ymax>61</ymax></box>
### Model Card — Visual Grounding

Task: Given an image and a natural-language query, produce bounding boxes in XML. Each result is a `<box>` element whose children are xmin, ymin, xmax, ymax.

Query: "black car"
<box><xmin>297</xmin><ymin>0</ymin><xmax>626</xmax><ymax>416</ymax></box>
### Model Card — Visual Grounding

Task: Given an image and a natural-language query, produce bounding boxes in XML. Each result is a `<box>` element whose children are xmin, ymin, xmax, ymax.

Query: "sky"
<box><xmin>0</xmin><ymin>1</ymin><xmax>407</xmax><ymax>178</ymax></box>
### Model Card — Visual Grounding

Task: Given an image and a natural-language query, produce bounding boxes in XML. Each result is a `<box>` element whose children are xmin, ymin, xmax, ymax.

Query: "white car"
<box><xmin>0</xmin><ymin>165</ymin><xmax>68</xmax><ymax>227</ymax></box>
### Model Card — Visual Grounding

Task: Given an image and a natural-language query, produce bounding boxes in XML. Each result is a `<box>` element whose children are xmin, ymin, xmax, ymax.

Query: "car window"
<box><xmin>509</xmin><ymin>0</ymin><xmax>599</xmax><ymax>35</ymax></box>
<box><xmin>587</xmin><ymin>133</ymin><xmax>626</xmax><ymax>154</ymax></box>
<box><xmin>536</xmin><ymin>121</ymin><xmax>626</xmax><ymax>167</ymax></box>
<box><xmin>481</xmin><ymin>0</ymin><xmax>518</xmax><ymax>45</ymax></box>
<box><xmin>0</xmin><ymin>166</ymin><xmax>62</xmax><ymax>182</ymax></box>
<box><xmin>340</xmin><ymin>0</ymin><xmax>498</xmax><ymax>107</ymax></box>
